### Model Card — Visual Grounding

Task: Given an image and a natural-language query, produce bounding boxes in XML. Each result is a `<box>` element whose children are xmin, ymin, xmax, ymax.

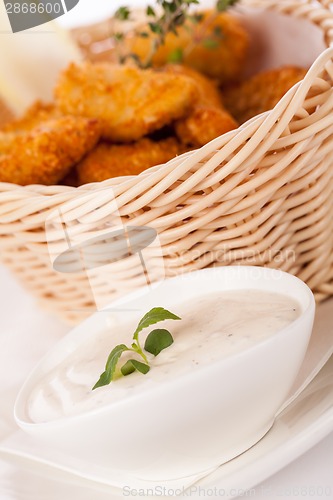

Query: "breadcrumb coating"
<box><xmin>1</xmin><ymin>101</ymin><xmax>58</xmax><ymax>134</ymax></box>
<box><xmin>0</xmin><ymin>98</ymin><xmax>15</xmax><ymax>128</ymax></box>
<box><xmin>0</xmin><ymin>116</ymin><xmax>101</xmax><ymax>185</ymax></box>
<box><xmin>77</xmin><ymin>137</ymin><xmax>183</xmax><ymax>184</ymax></box>
<box><xmin>223</xmin><ymin>66</ymin><xmax>308</xmax><ymax>124</ymax></box>
<box><xmin>162</xmin><ymin>64</ymin><xmax>223</xmax><ymax>108</ymax></box>
<box><xmin>55</xmin><ymin>62</ymin><xmax>198</xmax><ymax>142</ymax></box>
<box><xmin>163</xmin><ymin>64</ymin><xmax>238</xmax><ymax>146</ymax></box>
<box><xmin>175</xmin><ymin>107</ymin><xmax>238</xmax><ymax>147</ymax></box>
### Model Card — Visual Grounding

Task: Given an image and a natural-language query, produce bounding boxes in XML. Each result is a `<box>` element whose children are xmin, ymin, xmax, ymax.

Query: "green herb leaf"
<box><xmin>213</xmin><ymin>26</ymin><xmax>224</xmax><ymax>39</ymax></box>
<box><xmin>167</xmin><ymin>47</ymin><xmax>184</xmax><ymax>63</ymax></box>
<box><xmin>216</xmin><ymin>0</ymin><xmax>238</xmax><ymax>12</ymax></box>
<box><xmin>146</xmin><ymin>5</ymin><xmax>156</xmax><ymax>17</ymax></box>
<box><xmin>114</xmin><ymin>32</ymin><xmax>124</xmax><ymax>42</ymax></box>
<box><xmin>131</xmin><ymin>341</ymin><xmax>149</xmax><ymax>364</ymax></box>
<box><xmin>93</xmin><ymin>307</ymin><xmax>180</xmax><ymax>390</ymax></box>
<box><xmin>202</xmin><ymin>38</ymin><xmax>219</xmax><ymax>49</ymax></box>
<box><xmin>144</xmin><ymin>328</ymin><xmax>174</xmax><ymax>356</ymax></box>
<box><xmin>121</xmin><ymin>359</ymin><xmax>150</xmax><ymax>376</ymax></box>
<box><xmin>162</xmin><ymin>0</ymin><xmax>177</xmax><ymax>13</ymax></box>
<box><xmin>114</xmin><ymin>6</ymin><xmax>131</xmax><ymax>21</ymax></box>
<box><xmin>148</xmin><ymin>22</ymin><xmax>163</xmax><ymax>35</ymax></box>
<box><xmin>188</xmin><ymin>13</ymin><xmax>204</xmax><ymax>24</ymax></box>
<box><xmin>133</xmin><ymin>307</ymin><xmax>181</xmax><ymax>341</ymax></box>
<box><xmin>174</xmin><ymin>12</ymin><xmax>186</xmax><ymax>27</ymax></box>
<box><xmin>92</xmin><ymin>370</ymin><xmax>109</xmax><ymax>390</ymax></box>
<box><xmin>126</xmin><ymin>53</ymin><xmax>143</xmax><ymax>65</ymax></box>
<box><xmin>92</xmin><ymin>344</ymin><xmax>129</xmax><ymax>390</ymax></box>
<box><xmin>120</xmin><ymin>360</ymin><xmax>136</xmax><ymax>376</ymax></box>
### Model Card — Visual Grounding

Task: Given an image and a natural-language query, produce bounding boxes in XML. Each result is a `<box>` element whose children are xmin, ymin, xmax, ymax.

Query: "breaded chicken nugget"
<box><xmin>124</xmin><ymin>11</ymin><xmax>249</xmax><ymax>84</ymax></box>
<box><xmin>163</xmin><ymin>64</ymin><xmax>224</xmax><ymax>108</ymax></box>
<box><xmin>163</xmin><ymin>65</ymin><xmax>238</xmax><ymax>146</ymax></box>
<box><xmin>77</xmin><ymin>137</ymin><xmax>183</xmax><ymax>184</ymax></box>
<box><xmin>175</xmin><ymin>107</ymin><xmax>238</xmax><ymax>147</ymax></box>
<box><xmin>0</xmin><ymin>98</ymin><xmax>14</xmax><ymax>127</ymax></box>
<box><xmin>0</xmin><ymin>117</ymin><xmax>100</xmax><ymax>185</ymax></box>
<box><xmin>223</xmin><ymin>66</ymin><xmax>308</xmax><ymax>124</ymax></box>
<box><xmin>55</xmin><ymin>62</ymin><xmax>198</xmax><ymax>142</ymax></box>
<box><xmin>1</xmin><ymin>101</ymin><xmax>58</xmax><ymax>133</ymax></box>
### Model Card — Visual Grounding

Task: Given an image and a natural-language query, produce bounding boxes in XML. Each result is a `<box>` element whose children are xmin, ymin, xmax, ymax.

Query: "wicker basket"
<box><xmin>1</xmin><ymin>0</ymin><xmax>333</xmax><ymax>324</ymax></box>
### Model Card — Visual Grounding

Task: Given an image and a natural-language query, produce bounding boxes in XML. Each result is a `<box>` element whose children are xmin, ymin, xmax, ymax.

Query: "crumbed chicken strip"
<box><xmin>0</xmin><ymin>117</ymin><xmax>101</xmax><ymax>185</ymax></box>
<box><xmin>1</xmin><ymin>101</ymin><xmax>59</xmax><ymax>134</ymax></box>
<box><xmin>162</xmin><ymin>65</ymin><xmax>238</xmax><ymax>147</ymax></box>
<box><xmin>163</xmin><ymin>64</ymin><xmax>224</xmax><ymax>108</ymax></box>
<box><xmin>124</xmin><ymin>11</ymin><xmax>249</xmax><ymax>84</ymax></box>
<box><xmin>175</xmin><ymin>107</ymin><xmax>238</xmax><ymax>147</ymax></box>
<box><xmin>0</xmin><ymin>98</ymin><xmax>14</xmax><ymax>127</ymax></box>
<box><xmin>223</xmin><ymin>66</ymin><xmax>308</xmax><ymax>124</ymax></box>
<box><xmin>77</xmin><ymin>137</ymin><xmax>183</xmax><ymax>184</ymax></box>
<box><xmin>55</xmin><ymin>62</ymin><xmax>198</xmax><ymax>142</ymax></box>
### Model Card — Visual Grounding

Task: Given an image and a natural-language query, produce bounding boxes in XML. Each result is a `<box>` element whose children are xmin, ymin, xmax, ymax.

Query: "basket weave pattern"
<box><xmin>1</xmin><ymin>0</ymin><xmax>333</xmax><ymax>323</ymax></box>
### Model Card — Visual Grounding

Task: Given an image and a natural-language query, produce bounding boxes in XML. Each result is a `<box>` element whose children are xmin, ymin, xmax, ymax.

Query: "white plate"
<box><xmin>0</xmin><ymin>355</ymin><xmax>332</xmax><ymax>500</ymax></box>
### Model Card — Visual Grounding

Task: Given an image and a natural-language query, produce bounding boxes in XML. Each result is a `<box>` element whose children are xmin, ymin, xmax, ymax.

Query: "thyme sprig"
<box><xmin>112</xmin><ymin>0</ymin><xmax>240</xmax><ymax>68</ymax></box>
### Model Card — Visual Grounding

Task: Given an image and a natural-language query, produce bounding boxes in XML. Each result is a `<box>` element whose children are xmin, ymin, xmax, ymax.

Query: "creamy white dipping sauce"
<box><xmin>27</xmin><ymin>290</ymin><xmax>301</xmax><ymax>423</ymax></box>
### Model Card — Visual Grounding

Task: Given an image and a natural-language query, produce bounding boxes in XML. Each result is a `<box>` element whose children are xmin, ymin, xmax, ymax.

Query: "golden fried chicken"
<box><xmin>77</xmin><ymin>137</ymin><xmax>183</xmax><ymax>184</ymax></box>
<box><xmin>1</xmin><ymin>101</ymin><xmax>58</xmax><ymax>133</ymax></box>
<box><xmin>162</xmin><ymin>65</ymin><xmax>238</xmax><ymax>146</ymax></box>
<box><xmin>175</xmin><ymin>107</ymin><xmax>238</xmax><ymax>147</ymax></box>
<box><xmin>0</xmin><ymin>98</ymin><xmax>14</xmax><ymax>128</ymax></box>
<box><xmin>124</xmin><ymin>11</ymin><xmax>249</xmax><ymax>84</ymax></box>
<box><xmin>163</xmin><ymin>64</ymin><xmax>223</xmax><ymax>108</ymax></box>
<box><xmin>55</xmin><ymin>62</ymin><xmax>198</xmax><ymax>142</ymax></box>
<box><xmin>0</xmin><ymin>117</ymin><xmax>100</xmax><ymax>185</ymax></box>
<box><xmin>223</xmin><ymin>66</ymin><xmax>308</xmax><ymax>124</ymax></box>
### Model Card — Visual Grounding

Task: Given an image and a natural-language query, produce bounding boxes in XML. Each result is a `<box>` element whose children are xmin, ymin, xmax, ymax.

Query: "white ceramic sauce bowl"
<box><xmin>14</xmin><ymin>266</ymin><xmax>315</xmax><ymax>481</ymax></box>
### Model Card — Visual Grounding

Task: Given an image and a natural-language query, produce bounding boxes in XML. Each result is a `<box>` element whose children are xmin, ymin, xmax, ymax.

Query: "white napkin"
<box><xmin>0</xmin><ymin>0</ymin><xmax>81</xmax><ymax>113</ymax></box>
